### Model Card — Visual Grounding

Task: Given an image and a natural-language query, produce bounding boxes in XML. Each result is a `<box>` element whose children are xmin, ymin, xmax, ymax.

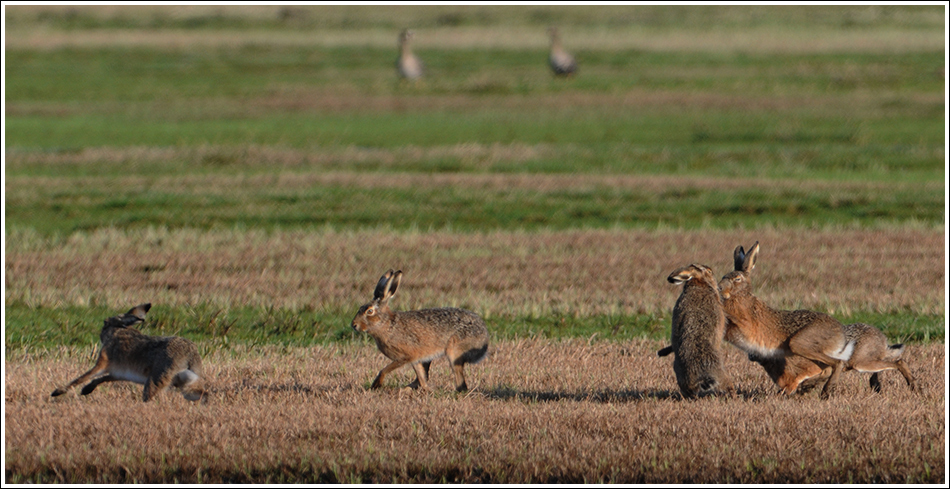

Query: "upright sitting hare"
<box><xmin>840</xmin><ymin>322</ymin><xmax>916</xmax><ymax>393</ymax></box>
<box><xmin>719</xmin><ymin>242</ymin><xmax>852</xmax><ymax>399</ymax></box>
<box><xmin>51</xmin><ymin>303</ymin><xmax>206</xmax><ymax>402</ymax></box>
<box><xmin>658</xmin><ymin>264</ymin><xmax>733</xmax><ymax>399</ymax></box>
<box><xmin>351</xmin><ymin>269</ymin><xmax>489</xmax><ymax>392</ymax></box>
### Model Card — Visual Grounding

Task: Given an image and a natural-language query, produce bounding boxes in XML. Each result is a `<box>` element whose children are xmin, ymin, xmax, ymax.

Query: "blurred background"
<box><xmin>3</xmin><ymin>4</ymin><xmax>945</xmax><ymax>346</ymax></box>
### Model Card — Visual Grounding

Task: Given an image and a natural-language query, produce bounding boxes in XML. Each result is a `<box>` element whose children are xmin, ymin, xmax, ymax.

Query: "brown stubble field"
<box><xmin>6</xmin><ymin>227</ymin><xmax>943</xmax><ymax>316</ymax></box>
<box><xmin>4</xmin><ymin>339</ymin><xmax>944</xmax><ymax>483</ymax></box>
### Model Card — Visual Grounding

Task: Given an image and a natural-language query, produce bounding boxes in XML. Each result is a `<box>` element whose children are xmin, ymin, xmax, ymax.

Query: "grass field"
<box><xmin>3</xmin><ymin>4</ymin><xmax>946</xmax><ymax>484</ymax></box>
<box><xmin>5</xmin><ymin>340</ymin><xmax>945</xmax><ymax>483</ymax></box>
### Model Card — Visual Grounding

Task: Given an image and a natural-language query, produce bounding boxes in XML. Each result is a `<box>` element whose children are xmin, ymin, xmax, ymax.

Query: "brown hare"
<box><xmin>840</xmin><ymin>322</ymin><xmax>916</xmax><ymax>393</ymax></box>
<box><xmin>658</xmin><ymin>264</ymin><xmax>734</xmax><ymax>399</ymax></box>
<box><xmin>548</xmin><ymin>27</ymin><xmax>577</xmax><ymax>77</ymax></box>
<box><xmin>397</xmin><ymin>28</ymin><xmax>424</xmax><ymax>82</ymax></box>
<box><xmin>351</xmin><ymin>269</ymin><xmax>489</xmax><ymax>392</ymax></box>
<box><xmin>719</xmin><ymin>242</ymin><xmax>855</xmax><ymax>399</ymax></box>
<box><xmin>51</xmin><ymin>303</ymin><xmax>207</xmax><ymax>402</ymax></box>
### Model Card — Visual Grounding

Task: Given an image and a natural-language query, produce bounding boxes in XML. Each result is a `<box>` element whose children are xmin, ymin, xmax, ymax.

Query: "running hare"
<box><xmin>719</xmin><ymin>242</ymin><xmax>850</xmax><ymax>399</ymax></box>
<box><xmin>658</xmin><ymin>264</ymin><xmax>734</xmax><ymax>399</ymax></box>
<box><xmin>51</xmin><ymin>303</ymin><xmax>206</xmax><ymax>402</ymax></box>
<box><xmin>351</xmin><ymin>269</ymin><xmax>489</xmax><ymax>392</ymax></box>
<box><xmin>840</xmin><ymin>322</ymin><xmax>916</xmax><ymax>393</ymax></box>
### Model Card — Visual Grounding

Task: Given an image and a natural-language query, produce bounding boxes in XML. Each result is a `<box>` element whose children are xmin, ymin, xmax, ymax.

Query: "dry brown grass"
<box><xmin>5</xmin><ymin>339</ymin><xmax>943</xmax><ymax>483</ymax></box>
<box><xmin>5</xmin><ymin>23</ymin><xmax>943</xmax><ymax>54</ymax></box>
<box><xmin>5</xmin><ymin>227</ymin><xmax>943</xmax><ymax>317</ymax></box>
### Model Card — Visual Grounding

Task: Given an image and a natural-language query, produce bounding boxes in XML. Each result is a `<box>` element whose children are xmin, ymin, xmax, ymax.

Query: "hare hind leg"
<box><xmin>853</xmin><ymin>359</ymin><xmax>917</xmax><ymax>393</ymax></box>
<box><xmin>447</xmin><ymin>343</ymin><xmax>488</xmax><ymax>392</ymax></box>
<box><xmin>895</xmin><ymin>359</ymin><xmax>917</xmax><ymax>392</ymax></box>
<box><xmin>787</xmin><ymin>327</ymin><xmax>848</xmax><ymax>399</ymax></box>
<box><xmin>172</xmin><ymin>369</ymin><xmax>206</xmax><ymax>401</ymax></box>
<box><xmin>143</xmin><ymin>372</ymin><xmax>177</xmax><ymax>402</ymax></box>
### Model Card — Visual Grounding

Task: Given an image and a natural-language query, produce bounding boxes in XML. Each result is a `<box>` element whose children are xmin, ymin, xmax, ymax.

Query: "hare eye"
<box><xmin>366</xmin><ymin>306</ymin><xmax>376</xmax><ymax>316</ymax></box>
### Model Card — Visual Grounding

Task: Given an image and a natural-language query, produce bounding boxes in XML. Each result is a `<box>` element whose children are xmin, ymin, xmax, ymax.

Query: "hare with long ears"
<box><xmin>51</xmin><ymin>303</ymin><xmax>207</xmax><ymax>402</ymax></box>
<box><xmin>719</xmin><ymin>242</ymin><xmax>857</xmax><ymax>399</ymax></box>
<box><xmin>658</xmin><ymin>264</ymin><xmax>734</xmax><ymax>399</ymax></box>
<box><xmin>351</xmin><ymin>269</ymin><xmax>489</xmax><ymax>392</ymax></box>
<box><xmin>840</xmin><ymin>322</ymin><xmax>916</xmax><ymax>393</ymax></box>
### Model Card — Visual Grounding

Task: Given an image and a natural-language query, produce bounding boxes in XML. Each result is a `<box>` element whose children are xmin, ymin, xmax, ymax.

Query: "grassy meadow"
<box><xmin>3</xmin><ymin>5</ymin><xmax>946</xmax><ymax>484</ymax></box>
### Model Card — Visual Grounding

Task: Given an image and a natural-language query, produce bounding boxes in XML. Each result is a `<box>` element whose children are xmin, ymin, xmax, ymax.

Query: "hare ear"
<box><xmin>127</xmin><ymin>303</ymin><xmax>151</xmax><ymax>320</ymax></box>
<box><xmin>374</xmin><ymin>270</ymin><xmax>394</xmax><ymax>300</ymax></box>
<box><xmin>667</xmin><ymin>267</ymin><xmax>693</xmax><ymax>285</ymax></box>
<box><xmin>733</xmin><ymin>246</ymin><xmax>746</xmax><ymax>271</ymax></box>
<box><xmin>742</xmin><ymin>242</ymin><xmax>760</xmax><ymax>273</ymax></box>
<box><xmin>386</xmin><ymin>270</ymin><xmax>403</xmax><ymax>299</ymax></box>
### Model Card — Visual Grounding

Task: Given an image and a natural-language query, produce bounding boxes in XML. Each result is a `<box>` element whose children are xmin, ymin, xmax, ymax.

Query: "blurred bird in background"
<box><xmin>397</xmin><ymin>28</ymin><xmax>424</xmax><ymax>82</ymax></box>
<box><xmin>548</xmin><ymin>26</ymin><xmax>577</xmax><ymax>77</ymax></box>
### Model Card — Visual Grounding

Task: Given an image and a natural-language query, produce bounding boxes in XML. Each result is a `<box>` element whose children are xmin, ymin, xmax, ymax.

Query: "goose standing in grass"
<box><xmin>397</xmin><ymin>28</ymin><xmax>424</xmax><ymax>82</ymax></box>
<box><xmin>548</xmin><ymin>27</ymin><xmax>577</xmax><ymax>77</ymax></box>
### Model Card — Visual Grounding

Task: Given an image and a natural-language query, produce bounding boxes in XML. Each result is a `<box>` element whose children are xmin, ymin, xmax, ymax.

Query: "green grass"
<box><xmin>3</xmin><ymin>175</ymin><xmax>943</xmax><ymax>235</ymax></box>
<box><xmin>5</xmin><ymin>47</ymin><xmax>945</xmax><ymax>100</ymax></box>
<box><xmin>3</xmin><ymin>302</ymin><xmax>943</xmax><ymax>352</ymax></box>
<box><xmin>3</xmin><ymin>5</ymin><xmax>944</xmax><ymax>347</ymax></box>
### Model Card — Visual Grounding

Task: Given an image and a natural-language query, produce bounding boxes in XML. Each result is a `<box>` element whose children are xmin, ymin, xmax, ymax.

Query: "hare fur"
<box><xmin>351</xmin><ymin>269</ymin><xmax>489</xmax><ymax>392</ymax></box>
<box><xmin>840</xmin><ymin>322</ymin><xmax>916</xmax><ymax>392</ymax></box>
<box><xmin>719</xmin><ymin>242</ymin><xmax>856</xmax><ymax>399</ymax></box>
<box><xmin>51</xmin><ymin>303</ymin><xmax>206</xmax><ymax>402</ymax></box>
<box><xmin>661</xmin><ymin>264</ymin><xmax>734</xmax><ymax>399</ymax></box>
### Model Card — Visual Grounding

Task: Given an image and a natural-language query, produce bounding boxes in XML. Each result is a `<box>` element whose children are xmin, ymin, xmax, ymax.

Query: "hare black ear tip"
<box><xmin>142</xmin><ymin>303</ymin><xmax>152</xmax><ymax>311</ymax></box>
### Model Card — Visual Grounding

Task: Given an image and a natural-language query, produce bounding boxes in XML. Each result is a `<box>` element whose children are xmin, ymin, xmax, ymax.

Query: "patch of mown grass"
<box><xmin>4</xmin><ymin>302</ymin><xmax>942</xmax><ymax>353</ymax></box>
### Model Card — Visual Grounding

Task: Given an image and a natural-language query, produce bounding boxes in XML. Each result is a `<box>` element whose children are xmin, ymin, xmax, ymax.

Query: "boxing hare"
<box><xmin>658</xmin><ymin>264</ymin><xmax>734</xmax><ymax>399</ymax></box>
<box><xmin>351</xmin><ymin>269</ymin><xmax>489</xmax><ymax>392</ymax></box>
<box><xmin>51</xmin><ymin>303</ymin><xmax>206</xmax><ymax>402</ymax></box>
<box><xmin>719</xmin><ymin>242</ymin><xmax>852</xmax><ymax>399</ymax></box>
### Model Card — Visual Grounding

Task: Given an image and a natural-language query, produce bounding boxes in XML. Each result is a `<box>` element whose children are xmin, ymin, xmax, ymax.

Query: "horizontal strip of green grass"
<box><xmin>4</xmin><ymin>174</ymin><xmax>942</xmax><ymax>235</ymax></box>
<box><xmin>6</xmin><ymin>103</ymin><xmax>943</xmax><ymax>150</ymax></box>
<box><xmin>4</xmin><ymin>303</ymin><xmax>942</xmax><ymax>355</ymax></box>
<box><xmin>5</xmin><ymin>47</ymin><xmax>945</xmax><ymax>100</ymax></box>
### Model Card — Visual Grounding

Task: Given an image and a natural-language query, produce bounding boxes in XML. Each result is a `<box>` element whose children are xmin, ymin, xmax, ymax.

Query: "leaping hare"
<box><xmin>658</xmin><ymin>264</ymin><xmax>733</xmax><ymax>398</ymax></box>
<box><xmin>351</xmin><ymin>269</ymin><xmax>489</xmax><ymax>392</ymax></box>
<box><xmin>51</xmin><ymin>303</ymin><xmax>206</xmax><ymax>402</ymax></box>
<box><xmin>719</xmin><ymin>242</ymin><xmax>853</xmax><ymax>399</ymax></box>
